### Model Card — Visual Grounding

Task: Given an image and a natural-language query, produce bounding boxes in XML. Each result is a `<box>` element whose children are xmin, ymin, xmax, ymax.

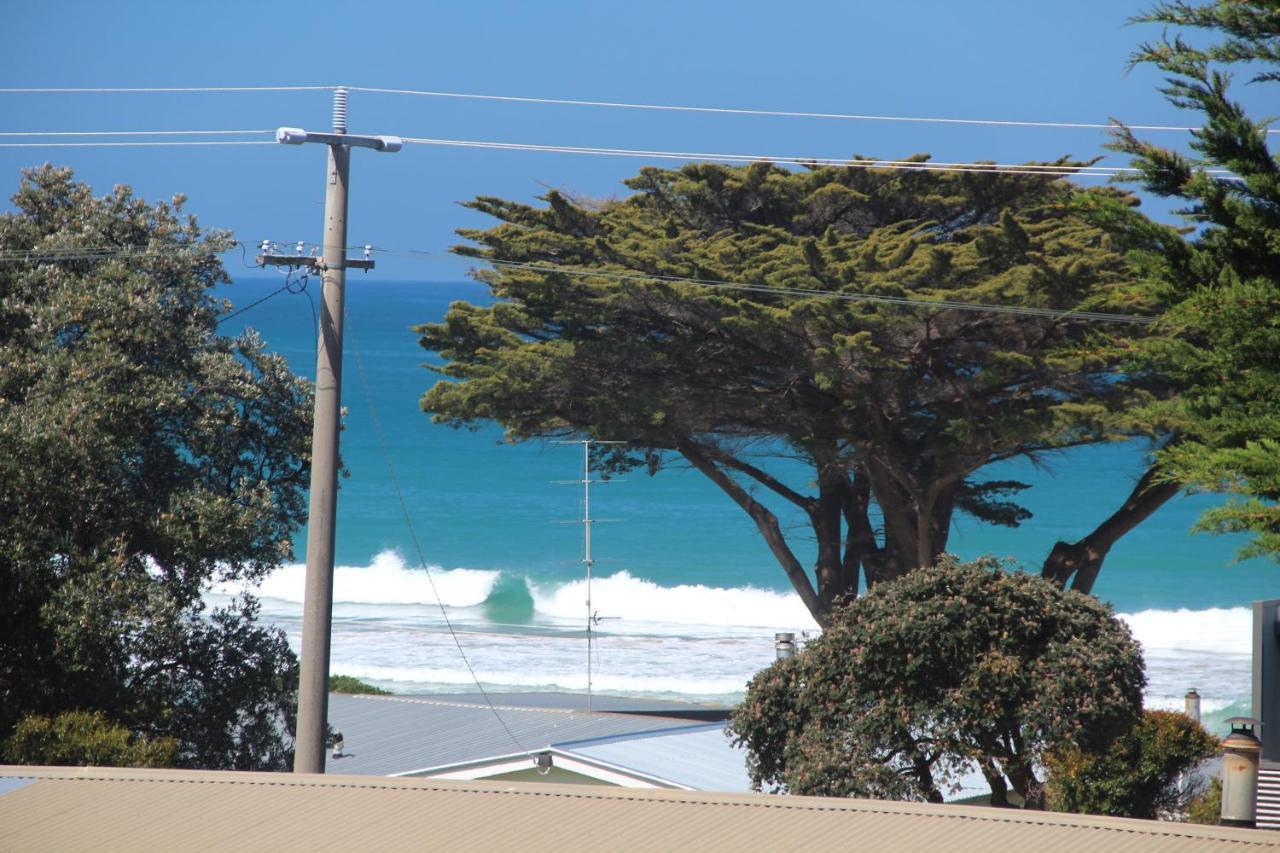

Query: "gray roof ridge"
<box><xmin>346</xmin><ymin>692</ymin><xmax>665</xmax><ymax>718</ymax></box>
<box><xmin>551</xmin><ymin>720</ymin><xmax>725</xmax><ymax>750</ymax></box>
<box><xmin>391</xmin><ymin>746</ymin><xmax>693</xmax><ymax>790</ymax></box>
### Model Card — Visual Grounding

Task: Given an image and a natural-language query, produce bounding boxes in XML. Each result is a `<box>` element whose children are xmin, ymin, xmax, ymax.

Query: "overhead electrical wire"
<box><xmin>0</xmin><ymin>86</ymin><xmax>333</xmax><ymax>94</ymax></box>
<box><xmin>0</xmin><ymin>243</ymin><xmax>253</xmax><ymax>263</ymax></box>
<box><xmin>399</xmin><ymin>136</ymin><xmax>1123</xmax><ymax>176</ymax></box>
<box><xmin>352</xmin><ymin>85</ymin><xmax>1260</xmax><ymax>134</ymax></box>
<box><xmin>0</xmin><ymin>241</ymin><xmax>305</xmax><ymax>265</ymax></box>
<box><xmin>0</xmin><ymin>132</ymin><xmax>1176</xmax><ymax>178</ymax></box>
<box><xmin>0</xmin><ymin>240</ymin><xmax>1159</xmax><ymax>325</ymax></box>
<box><xmin>5</xmin><ymin>83</ymin><xmax>1267</xmax><ymax>135</ymax></box>
<box><xmin>216</xmin><ymin>272</ymin><xmax>311</xmax><ymax>326</ymax></box>
<box><xmin>0</xmin><ymin>129</ymin><xmax>273</xmax><ymax>137</ymax></box>
<box><xmin>348</xmin><ymin>327</ymin><xmax>537</xmax><ymax>761</ymax></box>
<box><xmin>397</xmin><ymin>136</ymin><xmax>1239</xmax><ymax>181</ymax></box>
<box><xmin>0</xmin><ymin>140</ymin><xmax>275</xmax><ymax>148</ymax></box>
<box><xmin>363</xmin><ymin>246</ymin><xmax>1157</xmax><ymax>326</ymax></box>
<box><xmin>4</xmin><ymin>128</ymin><xmax>1233</xmax><ymax>180</ymax></box>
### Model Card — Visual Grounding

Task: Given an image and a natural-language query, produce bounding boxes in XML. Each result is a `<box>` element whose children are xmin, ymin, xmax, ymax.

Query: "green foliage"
<box><xmin>0</xmin><ymin>166</ymin><xmax>313</xmax><ymax>770</ymax></box>
<box><xmin>1106</xmin><ymin>1</ymin><xmax>1280</xmax><ymax>560</ymax></box>
<box><xmin>2</xmin><ymin>710</ymin><xmax>178</xmax><ymax>768</ymax></box>
<box><xmin>1045</xmin><ymin>709</ymin><xmax>1219</xmax><ymax>818</ymax></box>
<box><xmin>422</xmin><ymin>160</ymin><xmax>1156</xmax><ymax>624</ymax></box>
<box><xmin>1188</xmin><ymin>776</ymin><xmax>1223</xmax><ymax>824</ymax></box>
<box><xmin>728</xmin><ymin>557</ymin><xmax>1145</xmax><ymax>806</ymax></box>
<box><xmin>329</xmin><ymin>675</ymin><xmax>391</xmax><ymax>695</ymax></box>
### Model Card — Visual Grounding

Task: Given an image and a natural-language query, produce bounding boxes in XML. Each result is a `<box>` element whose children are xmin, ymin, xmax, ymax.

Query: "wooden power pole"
<box><xmin>261</xmin><ymin>87</ymin><xmax>400</xmax><ymax>774</ymax></box>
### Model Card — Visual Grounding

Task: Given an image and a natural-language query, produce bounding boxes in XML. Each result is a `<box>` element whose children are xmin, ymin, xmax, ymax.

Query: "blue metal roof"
<box><xmin>554</xmin><ymin>723</ymin><xmax>753</xmax><ymax>793</ymax></box>
<box><xmin>325</xmin><ymin>693</ymin><xmax>708</xmax><ymax>777</ymax></box>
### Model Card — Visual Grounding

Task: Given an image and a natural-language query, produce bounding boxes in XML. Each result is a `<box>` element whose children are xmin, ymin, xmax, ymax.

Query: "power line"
<box><xmin>0</xmin><ymin>132</ymin><xmax>1192</xmax><ymax>179</ymax></box>
<box><xmin>361</xmin><ymin>245</ymin><xmax>1158</xmax><ymax>325</ymax></box>
<box><xmin>8</xmin><ymin>82</ymin><xmax>1272</xmax><ymax>135</ymax></box>
<box><xmin>216</xmin><ymin>272</ymin><xmax>311</xmax><ymax>326</ymax></box>
<box><xmin>347</xmin><ymin>326</ymin><xmax>536</xmax><ymax>761</ymax></box>
<box><xmin>0</xmin><ymin>128</ymin><xmax>1237</xmax><ymax>176</ymax></box>
<box><xmin>0</xmin><ymin>86</ymin><xmax>335</xmax><ymax>94</ymax></box>
<box><xmin>0</xmin><ymin>242</ymin><xmax>313</xmax><ymax>269</ymax></box>
<box><xmin>347</xmin><ymin>85</ymin><xmax>1273</xmax><ymax>134</ymax></box>
<box><xmin>0</xmin><ymin>130</ymin><xmax>273</xmax><ymax>137</ymax></box>
<box><xmin>398</xmin><ymin>137</ymin><xmax>1127</xmax><ymax>177</ymax></box>
<box><xmin>0</xmin><ymin>140</ymin><xmax>275</xmax><ymax>148</ymax></box>
<box><xmin>0</xmin><ymin>246</ymin><xmax>239</xmax><ymax>263</ymax></box>
<box><xmin>0</xmin><ymin>130</ymin><xmax>1125</xmax><ymax>175</ymax></box>
<box><xmin>0</xmin><ymin>236</ymin><xmax>1176</xmax><ymax>325</ymax></box>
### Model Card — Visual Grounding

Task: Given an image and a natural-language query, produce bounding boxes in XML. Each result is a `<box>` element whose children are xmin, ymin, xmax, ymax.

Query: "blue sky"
<box><xmin>2</xmin><ymin>0</ymin><xmax>1269</xmax><ymax>279</ymax></box>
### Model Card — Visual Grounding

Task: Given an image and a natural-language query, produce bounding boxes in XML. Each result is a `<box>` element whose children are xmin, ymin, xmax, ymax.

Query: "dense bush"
<box><xmin>729</xmin><ymin>556</ymin><xmax>1145</xmax><ymax>807</ymax></box>
<box><xmin>3</xmin><ymin>710</ymin><xmax>178</xmax><ymax>768</ymax></box>
<box><xmin>1045</xmin><ymin>709</ymin><xmax>1219</xmax><ymax>818</ymax></box>
<box><xmin>1188</xmin><ymin>777</ymin><xmax>1224</xmax><ymax>825</ymax></box>
<box><xmin>329</xmin><ymin>675</ymin><xmax>391</xmax><ymax>695</ymax></box>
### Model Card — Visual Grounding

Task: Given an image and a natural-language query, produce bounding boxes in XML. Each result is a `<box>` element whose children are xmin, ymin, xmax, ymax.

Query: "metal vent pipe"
<box><xmin>775</xmin><ymin>632</ymin><xmax>796</xmax><ymax>660</ymax></box>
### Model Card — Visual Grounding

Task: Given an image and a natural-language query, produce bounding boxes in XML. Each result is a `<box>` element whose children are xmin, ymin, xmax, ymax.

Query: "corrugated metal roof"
<box><xmin>555</xmin><ymin>723</ymin><xmax>752</xmax><ymax>792</ymax></box>
<box><xmin>2</xmin><ymin>765</ymin><xmax>1276</xmax><ymax>853</ymax></box>
<box><xmin>326</xmin><ymin>693</ymin><xmax>707</xmax><ymax>776</ymax></box>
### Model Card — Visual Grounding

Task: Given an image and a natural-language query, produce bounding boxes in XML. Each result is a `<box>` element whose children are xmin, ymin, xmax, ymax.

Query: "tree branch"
<box><xmin>678</xmin><ymin>439</ymin><xmax>825</xmax><ymax>623</ymax></box>
<box><xmin>701</xmin><ymin>442</ymin><xmax>816</xmax><ymax>511</ymax></box>
<box><xmin>1041</xmin><ymin>462</ymin><xmax>1180</xmax><ymax>593</ymax></box>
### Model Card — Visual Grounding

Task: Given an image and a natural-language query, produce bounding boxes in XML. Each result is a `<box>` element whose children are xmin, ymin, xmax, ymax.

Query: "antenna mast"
<box><xmin>581</xmin><ymin>440</ymin><xmax>595</xmax><ymax>712</ymax></box>
<box><xmin>555</xmin><ymin>438</ymin><xmax>622</xmax><ymax>713</ymax></box>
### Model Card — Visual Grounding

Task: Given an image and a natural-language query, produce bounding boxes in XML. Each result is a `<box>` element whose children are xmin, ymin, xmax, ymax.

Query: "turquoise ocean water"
<box><xmin>212</xmin><ymin>276</ymin><xmax>1274</xmax><ymax>731</ymax></box>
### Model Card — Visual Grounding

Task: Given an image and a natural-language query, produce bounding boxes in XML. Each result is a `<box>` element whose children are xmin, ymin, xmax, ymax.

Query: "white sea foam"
<box><xmin>209</xmin><ymin>550</ymin><xmax>500</xmax><ymax>608</ymax></box>
<box><xmin>328</xmin><ymin>664</ymin><xmax>752</xmax><ymax>698</ymax></box>
<box><xmin>1144</xmin><ymin>695</ymin><xmax>1237</xmax><ymax>715</ymax></box>
<box><xmin>1118</xmin><ymin>607</ymin><xmax>1252</xmax><ymax>656</ymax></box>
<box><xmin>217</xmin><ymin>558</ymin><xmax>1257</xmax><ymax>706</ymax></box>
<box><xmin>527</xmin><ymin>570</ymin><xmax>819</xmax><ymax>632</ymax></box>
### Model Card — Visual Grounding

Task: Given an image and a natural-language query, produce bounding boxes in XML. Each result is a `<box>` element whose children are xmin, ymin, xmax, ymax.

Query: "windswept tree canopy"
<box><xmin>0</xmin><ymin>166</ymin><xmax>312</xmax><ymax>769</ymax></box>
<box><xmin>1098</xmin><ymin>0</ymin><xmax>1280</xmax><ymax>561</ymax></box>
<box><xmin>421</xmin><ymin>158</ymin><xmax>1160</xmax><ymax>625</ymax></box>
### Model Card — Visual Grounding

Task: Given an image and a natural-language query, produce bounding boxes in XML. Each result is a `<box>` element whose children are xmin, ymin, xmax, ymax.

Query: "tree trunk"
<box><xmin>812</xmin><ymin>463</ymin><xmax>856</xmax><ymax>608</ymax></box>
<box><xmin>1005</xmin><ymin>752</ymin><xmax>1043</xmax><ymax>810</ymax></box>
<box><xmin>982</xmin><ymin>760</ymin><xmax>1011</xmax><ymax>808</ymax></box>
<box><xmin>678</xmin><ymin>440</ymin><xmax>828</xmax><ymax>625</ymax></box>
<box><xmin>863</xmin><ymin>458</ymin><xmax>917</xmax><ymax>581</ymax></box>
<box><xmin>1040</xmin><ymin>464</ymin><xmax>1179</xmax><ymax>594</ymax></box>
<box><xmin>915</xmin><ymin>481</ymin><xmax>956</xmax><ymax>570</ymax></box>
<box><xmin>911</xmin><ymin>753</ymin><xmax>944</xmax><ymax>804</ymax></box>
<box><xmin>861</xmin><ymin>460</ymin><xmax>920</xmax><ymax>586</ymax></box>
<box><xmin>841</xmin><ymin>472</ymin><xmax>875</xmax><ymax>594</ymax></box>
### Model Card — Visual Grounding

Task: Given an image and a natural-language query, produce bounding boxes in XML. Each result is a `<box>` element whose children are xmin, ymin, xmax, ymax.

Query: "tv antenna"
<box><xmin>554</xmin><ymin>439</ymin><xmax>623</xmax><ymax>712</ymax></box>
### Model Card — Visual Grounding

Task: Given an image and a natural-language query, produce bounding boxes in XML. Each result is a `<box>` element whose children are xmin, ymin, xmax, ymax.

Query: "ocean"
<box><xmin>212</xmin><ymin>275</ymin><xmax>1274</xmax><ymax>734</ymax></box>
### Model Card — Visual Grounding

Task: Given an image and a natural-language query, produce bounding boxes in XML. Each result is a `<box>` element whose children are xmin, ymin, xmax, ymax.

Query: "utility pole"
<box><xmin>261</xmin><ymin>87</ymin><xmax>401</xmax><ymax>774</ymax></box>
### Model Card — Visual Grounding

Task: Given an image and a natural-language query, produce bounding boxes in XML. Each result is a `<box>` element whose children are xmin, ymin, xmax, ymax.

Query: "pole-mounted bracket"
<box><xmin>257</xmin><ymin>253</ymin><xmax>375</xmax><ymax>271</ymax></box>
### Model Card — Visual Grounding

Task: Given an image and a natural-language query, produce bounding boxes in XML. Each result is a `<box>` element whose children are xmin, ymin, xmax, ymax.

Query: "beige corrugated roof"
<box><xmin>1</xmin><ymin>765</ymin><xmax>1276</xmax><ymax>853</ymax></box>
